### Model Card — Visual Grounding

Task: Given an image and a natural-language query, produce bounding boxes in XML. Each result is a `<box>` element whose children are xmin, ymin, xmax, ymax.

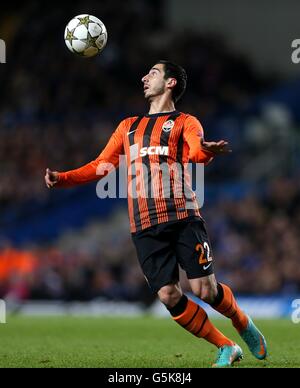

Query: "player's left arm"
<box><xmin>183</xmin><ymin>115</ymin><xmax>231</xmax><ymax>164</ymax></box>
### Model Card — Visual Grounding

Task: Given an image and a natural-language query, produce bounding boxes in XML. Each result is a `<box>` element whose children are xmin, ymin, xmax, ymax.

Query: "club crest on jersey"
<box><xmin>162</xmin><ymin>119</ymin><xmax>175</xmax><ymax>133</ymax></box>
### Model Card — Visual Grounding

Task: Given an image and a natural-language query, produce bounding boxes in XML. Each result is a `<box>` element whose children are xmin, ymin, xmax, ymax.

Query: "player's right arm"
<box><xmin>183</xmin><ymin>114</ymin><xmax>231</xmax><ymax>164</ymax></box>
<box><xmin>45</xmin><ymin>119</ymin><xmax>128</xmax><ymax>189</ymax></box>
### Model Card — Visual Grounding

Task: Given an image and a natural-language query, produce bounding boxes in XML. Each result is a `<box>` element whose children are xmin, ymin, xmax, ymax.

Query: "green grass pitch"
<box><xmin>0</xmin><ymin>316</ymin><xmax>299</xmax><ymax>368</ymax></box>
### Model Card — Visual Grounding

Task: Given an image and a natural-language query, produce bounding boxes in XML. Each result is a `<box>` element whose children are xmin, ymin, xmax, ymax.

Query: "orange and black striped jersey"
<box><xmin>57</xmin><ymin>111</ymin><xmax>214</xmax><ymax>233</ymax></box>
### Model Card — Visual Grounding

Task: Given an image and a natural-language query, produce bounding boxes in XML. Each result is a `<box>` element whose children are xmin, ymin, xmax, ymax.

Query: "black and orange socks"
<box><xmin>211</xmin><ymin>283</ymin><xmax>248</xmax><ymax>333</ymax></box>
<box><xmin>168</xmin><ymin>295</ymin><xmax>233</xmax><ymax>348</ymax></box>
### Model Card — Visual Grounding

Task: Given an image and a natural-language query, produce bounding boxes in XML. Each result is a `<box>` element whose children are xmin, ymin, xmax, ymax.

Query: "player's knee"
<box><xmin>193</xmin><ymin>285</ymin><xmax>218</xmax><ymax>304</ymax></box>
<box><xmin>200</xmin><ymin>287</ymin><xmax>217</xmax><ymax>304</ymax></box>
<box><xmin>158</xmin><ymin>286</ymin><xmax>182</xmax><ymax>309</ymax></box>
<box><xmin>190</xmin><ymin>275</ymin><xmax>218</xmax><ymax>304</ymax></box>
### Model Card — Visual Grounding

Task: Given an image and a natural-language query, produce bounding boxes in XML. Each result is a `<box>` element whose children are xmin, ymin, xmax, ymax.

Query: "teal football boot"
<box><xmin>240</xmin><ymin>316</ymin><xmax>268</xmax><ymax>360</ymax></box>
<box><xmin>212</xmin><ymin>344</ymin><xmax>243</xmax><ymax>368</ymax></box>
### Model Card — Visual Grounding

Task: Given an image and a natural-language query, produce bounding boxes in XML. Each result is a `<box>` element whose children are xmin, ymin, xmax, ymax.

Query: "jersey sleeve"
<box><xmin>56</xmin><ymin>119</ymin><xmax>127</xmax><ymax>187</ymax></box>
<box><xmin>183</xmin><ymin>115</ymin><xmax>214</xmax><ymax>164</ymax></box>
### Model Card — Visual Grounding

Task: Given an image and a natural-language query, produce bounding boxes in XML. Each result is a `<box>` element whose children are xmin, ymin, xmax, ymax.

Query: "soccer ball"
<box><xmin>64</xmin><ymin>14</ymin><xmax>107</xmax><ymax>57</ymax></box>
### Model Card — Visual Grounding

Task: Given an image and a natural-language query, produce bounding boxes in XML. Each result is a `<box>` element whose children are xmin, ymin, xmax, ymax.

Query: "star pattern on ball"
<box><xmin>82</xmin><ymin>32</ymin><xmax>98</xmax><ymax>47</ymax></box>
<box><xmin>65</xmin><ymin>28</ymin><xmax>76</xmax><ymax>45</ymax></box>
<box><xmin>77</xmin><ymin>16</ymin><xmax>92</xmax><ymax>28</ymax></box>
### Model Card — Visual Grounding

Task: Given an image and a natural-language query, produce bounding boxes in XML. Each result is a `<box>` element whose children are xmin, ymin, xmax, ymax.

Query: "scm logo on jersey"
<box><xmin>140</xmin><ymin>146</ymin><xmax>169</xmax><ymax>157</ymax></box>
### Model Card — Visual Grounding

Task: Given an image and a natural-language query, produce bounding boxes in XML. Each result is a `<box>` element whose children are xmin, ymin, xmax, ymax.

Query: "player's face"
<box><xmin>141</xmin><ymin>64</ymin><xmax>167</xmax><ymax>100</ymax></box>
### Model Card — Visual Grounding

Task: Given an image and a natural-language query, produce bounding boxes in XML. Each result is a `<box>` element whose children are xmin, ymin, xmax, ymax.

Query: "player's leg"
<box><xmin>209</xmin><ymin>282</ymin><xmax>268</xmax><ymax>360</ymax></box>
<box><xmin>181</xmin><ymin>219</ymin><xmax>267</xmax><ymax>360</ymax></box>
<box><xmin>189</xmin><ymin>276</ymin><xmax>248</xmax><ymax>333</ymax></box>
<box><xmin>158</xmin><ymin>281</ymin><xmax>237</xmax><ymax>350</ymax></box>
<box><xmin>175</xmin><ymin>219</ymin><xmax>243</xmax><ymax>366</ymax></box>
<box><xmin>132</xmin><ymin>222</ymin><xmax>239</xmax><ymax>366</ymax></box>
<box><xmin>209</xmin><ymin>282</ymin><xmax>248</xmax><ymax>331</ymax></box>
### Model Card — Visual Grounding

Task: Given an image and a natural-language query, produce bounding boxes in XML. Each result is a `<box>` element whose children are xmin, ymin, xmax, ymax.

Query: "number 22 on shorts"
<box><xmin>196</xmin><ymin>242</ymin><xmax>213</xmax><ymax>265</ymax></box>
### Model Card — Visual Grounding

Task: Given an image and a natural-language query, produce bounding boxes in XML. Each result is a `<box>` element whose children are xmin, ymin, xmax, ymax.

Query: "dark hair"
<box><xmin>157</xmin><ymin>60</ymin><xmax>187</xmax><ymax>102</ymax></box>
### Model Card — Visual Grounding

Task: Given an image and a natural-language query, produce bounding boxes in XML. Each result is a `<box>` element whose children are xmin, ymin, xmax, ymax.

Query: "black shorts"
<box><xmin>132</xmin><ymin>217</ymin><xmax>214</xmax><ymax>293</ymax></box>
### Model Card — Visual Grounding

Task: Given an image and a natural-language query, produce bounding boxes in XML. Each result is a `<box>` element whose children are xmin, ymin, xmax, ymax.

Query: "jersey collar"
<box><xmin>145</xmin><ymin>110</ymin><xmax>179</xmax><ymax>118</ymax></box>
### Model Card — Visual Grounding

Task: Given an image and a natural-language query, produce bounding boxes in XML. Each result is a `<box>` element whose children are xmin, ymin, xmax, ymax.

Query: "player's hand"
<box><xmin>45</xmin><ymin>168</ymin><xmax>59</xmax><ymax>188</ymax></box>
<box><xmin>200</xmin><ymin>138</ymin><xmax>232</xmax><ymax>155</ymax></box>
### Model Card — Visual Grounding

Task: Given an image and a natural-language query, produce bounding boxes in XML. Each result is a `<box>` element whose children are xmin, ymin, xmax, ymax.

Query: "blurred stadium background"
<box><xmin>0</xmin><ymin>0</ymin><xmax>300</xmax><ymax>320</ymax></box>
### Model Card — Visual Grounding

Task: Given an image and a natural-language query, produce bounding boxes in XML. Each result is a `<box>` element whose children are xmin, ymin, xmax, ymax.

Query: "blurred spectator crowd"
<box><xmin>204</xmin><ymin>177</ymin><xmax>300</xmax><ymax>295</ymax></box>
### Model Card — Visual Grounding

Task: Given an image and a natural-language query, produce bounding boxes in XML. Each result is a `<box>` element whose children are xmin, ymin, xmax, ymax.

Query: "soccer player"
<box><xmin>45</xmin><ymin>60</ymin><xmax>267</xmax><ymax>367</ymax></box>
